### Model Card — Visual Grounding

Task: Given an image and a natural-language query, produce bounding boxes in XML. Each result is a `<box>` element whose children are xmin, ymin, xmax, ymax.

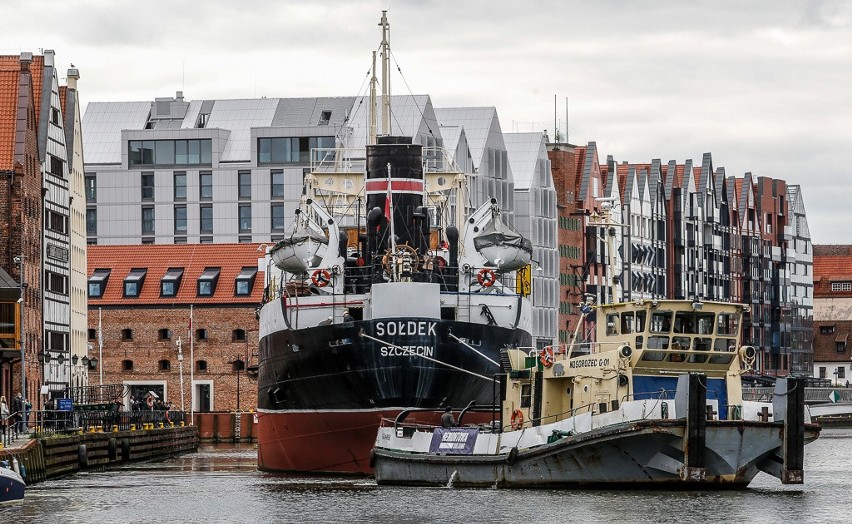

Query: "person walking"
<box><xmin>1</xmin><ymin>395</ymin><xmax>9</xmax><ymax>432</ymax></box>
<box><xmin>12</xmin><ymin>393</ymin><xmax>22</xmax><ymax>432</ymax></box>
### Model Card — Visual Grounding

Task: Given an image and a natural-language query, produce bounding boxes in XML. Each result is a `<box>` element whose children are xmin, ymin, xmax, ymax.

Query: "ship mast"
<box><xmin>369</xmin><ymin>51</ymin><xmax>378</xmax><ymax>145</ymax></box>
<box><xmin>379</xmin><ymin>10</ymin><xmax>392</xmax><ymax>136</ymax></box>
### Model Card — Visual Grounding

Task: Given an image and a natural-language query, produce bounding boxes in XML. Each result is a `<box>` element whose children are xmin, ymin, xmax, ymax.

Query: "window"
<box><xmin>839</xmin><ymin>367</ymin><xmax>847</xmax><ymax>379</ymax></box>
<box><xmin>239</xmin><ymin>204</ymin><xmax>252</xmax><ymax>232</ymax></box>
<box><xmin>233</xmin><ymin>329</ymin><xmax>246</xmax><ymax>342</ymax></box>
<box><xmin>174</xmin><ymin>205</ymin><xmax>187</xmax><ymax>234</ymax></box>
<box><xmin>121</xmin><ymin>328</ymin><xmax>133</xmax><ymax>341</ymax></box>
<box><xmin>124</xmin><ymin>268</ymin><xmax>147</xmax><ymax>297</ymax></box>
<box><xmin>158</xmin><ymin>328</ymin><xmax>172</xmax><ymax>341</ymax></box>
<box><xmin>51</xmin><ymin>107</ymin><xmax>60</xmax><ymax>125</ymax></box>
<box><xmin>199</xmin><ymin>171</ymin><xmax>213</xmax><ymax>200</ymax></box>
<box><xmin>141</xmin><ymin>173</ymin><xmax>155</xmax><ymax>201</ymax></box>
<box><xmin>46</xmin><ymin>210</ymin><xmax>68</xmax><ymax>234</ymax></box>
<box><xmin>122</xmin><ymin>360</ymin><xmax>134</xmax><ymax>371</ymax></box>
<box><xmin>238</xmin><ymin>171</ymin><xmax>252</xmax><ymax>199</ymax></box>
<box><xmin>161</xmin><ymin>268</ymin><xmax>184</xmax><ymax>297</ymax></box>
<box><xmin>174</xmin><ymin>171</ymin><xmax>187</xmax><ymax>200</ymax></box>
<box><xmin>319</xmin><ymin>110</ymin><xmax>331</xmax><ymax>125</ymax></box>
<box><xmin>271</xmin><ymin>170</ymin><xmax>284</xmax><ymax>199</ymax></box>
<box><xmin>45</xmin><ymin>271</ymin><xmax>68</xmax><ymax>295</ymax></box>
<box><xmin>232</xmin><ymin>358</ymin><xmax>246</xmax><ymax>372</ymax></box>
<box><xmin>88</xmin><ymin>269</ymin><xmax>110</xmax><ymax>298</ymax></box>
<box><xmin>837</xmin><ymin>342</ymin><xmax>847</xmax><ymax>353</ymax></box>
<box><xmin>129</xmin><ymin>139</ymin><xmax>212</xmax><ymax>166</ymax></box>
<box><xmin>257</xmin><ymin>136</ymin><xmax>335</xmax><ymax>164</ymax></box>
<box><xmin>831</xmin><ymin>282</ymin><xmax>852</xmax><ymax>292</ymax></box>
<box><xmin>142</xmin><ymin>206</ymin><xmax>155</xmax><ymax>234</ymax></box>
<box><xmin>821</xmin><ymin>325</ymin><xmax>836</xmax><ymax>335</ymax></box>
<box><xmin>88</xmin><ymin>328</ymin><xmax>96</xmax><ymax>340</ymax></box>
<box><xmin>86</xmin><ymin>207</ymin><xmax>97</xmax><ymax>236</ymax></box>
<box><xmin>49</xmin><ymin>155</ymin><xmax>64</xmax><ymax>177</ymax></box>
<box><xmin>196</xmin><ymin>328</ymin><xmax>208</xmax><ymax>341</ymax></box>
<box><xmin>196</xmin><ymin>360</ymin><xmax>208</xmax><ymax>372</ymax></box>
<box><xmin>235</xmin><ymin>267</ymin><xmax>258</xmax><ymax>296</ymax></box>
<box><xmin>197</xmin><ymin>267</ymin><xmax>220</xmax><ymax>296</ymax></box>
<box><xmin>85</xmin><ymin>174</ymin><xmax>97</xmax><ymax>202</ymax></box>
<box><xmin>200</xmin><ymin>204</ymin><xmax>213</xmax><ymax>233</ymax></box>
<box><xmin>271</xmin><ymin>203</ymin><xmax>285</xmax><ymax>232</ymax></box>
<box><xmin>47</xmin><ymin>331</ymin><xmax>67</xmax><ymax>351</ymax></box>
<box><xmin>819</xmin><ymin>367</ymin><xmax>827</xmax><ymax>379</ymax></box>
<box><xmin>158</xmin><ymin>359</ymin><xmax>171</xmax><ymax>371</ymax></box>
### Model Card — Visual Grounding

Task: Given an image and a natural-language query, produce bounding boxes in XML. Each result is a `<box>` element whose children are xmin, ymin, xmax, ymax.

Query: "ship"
<box><xmin>0</xmin><ymin>459</ymin><xmax>25</xmax><ymax>503</ymax></box>
<box><xmin>256</xmin><ymin>12</ymin><xmax>533</xmax><ymax>474</ymax></box>
<box><xmin>372</xmin><ymin>298</ymin><xmax>821</xmax><ymax>488</ymax></box>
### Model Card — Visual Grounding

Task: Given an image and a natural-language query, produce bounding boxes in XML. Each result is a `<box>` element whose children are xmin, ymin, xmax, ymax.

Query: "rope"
<box><xmin>359</xmin><ymin>331</ymin><xmax>496</xmax><ymax>383</ymax></box>
<box><xmin>447</xmin><ymin>332</ymin><xmax>499</xmax><ymax>367</ymax></box>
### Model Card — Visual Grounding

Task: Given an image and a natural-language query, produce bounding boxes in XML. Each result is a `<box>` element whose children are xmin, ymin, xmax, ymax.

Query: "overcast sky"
<box><xmin>2</xmin><ymin>1</ymin><xmax>850</xmax><ymax>244</ymax></box>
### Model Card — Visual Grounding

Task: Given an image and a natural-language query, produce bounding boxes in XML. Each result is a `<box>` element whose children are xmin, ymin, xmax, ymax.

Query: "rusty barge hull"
<box><xmin>372</xmin><ymin>420</ymin><xmax>820</xmax><ymax>488</ymax></box>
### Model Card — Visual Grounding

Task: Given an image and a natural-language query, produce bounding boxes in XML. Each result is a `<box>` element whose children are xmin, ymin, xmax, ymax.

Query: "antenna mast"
<box><xmin>379</xmin><ymin>10</ymin><xmax>392</xmax><ymax>136</ymax></box>
<box><xmin>369</xmin><ymin>51</ymin><xmax>378</xmax><ymax>145</ymax></box>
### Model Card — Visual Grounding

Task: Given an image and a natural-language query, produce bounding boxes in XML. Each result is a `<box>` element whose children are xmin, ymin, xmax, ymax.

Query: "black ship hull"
<box><xmin>257</xmin><ymin>317</ymin><xmax>531</xmax><ymax>473</ymax></box>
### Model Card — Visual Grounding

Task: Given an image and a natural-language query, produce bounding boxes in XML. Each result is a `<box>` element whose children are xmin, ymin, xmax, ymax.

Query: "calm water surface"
<box><xmin>3</xmin><ymin>429</ymin><xmax>851</xmax><ymax>523</ymax></box>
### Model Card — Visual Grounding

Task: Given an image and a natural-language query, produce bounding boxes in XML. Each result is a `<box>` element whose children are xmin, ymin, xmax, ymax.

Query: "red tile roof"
<box><xmin>813</xmin><ymin>245</ymin><xmax>852</xmax><ymax>282</ymax></box>
<box><xmin>88</xmin><ymin>243</ymin><xmax>267</xmax><ymax>306</ymax></box>
<box><xmin>0</xmin><ymin>69</ymin><xmax>18</xmax><ymax>170</ymax></box>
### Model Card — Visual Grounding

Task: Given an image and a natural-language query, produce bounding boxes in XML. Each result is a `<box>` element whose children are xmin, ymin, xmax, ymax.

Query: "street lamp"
<box><xmin>232</xmin><ymin>354</ymin><xmax>245</xmax><ymax>412</ymax></box>
<box><xmin>14</xmin><ymin>255</ymin><xmax>25</xmax><ymax>404</ymax></box>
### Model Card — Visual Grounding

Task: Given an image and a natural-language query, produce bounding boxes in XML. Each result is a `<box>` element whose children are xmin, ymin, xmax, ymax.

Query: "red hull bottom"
<box><xmin>257</xmin><ymin>410</ymin><xmax>402</xmax><ymax>474</ymax></box>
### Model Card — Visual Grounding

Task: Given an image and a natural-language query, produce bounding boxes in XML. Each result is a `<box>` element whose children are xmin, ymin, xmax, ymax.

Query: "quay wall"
<box><xmin>194</xmin><ymin>412</ymin><xmax>257</xmax><ymax>442</ymax></box>
<box><xmin>1</xmin><ymin>426</ymin><xmax>199</xmax><ymax>486</ymax></box>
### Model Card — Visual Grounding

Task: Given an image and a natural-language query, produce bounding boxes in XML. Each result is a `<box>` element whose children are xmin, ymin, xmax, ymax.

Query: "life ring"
<box><xmin>510</xmin><ymin>409</ymin><xmax>524</xmax><ymax>430</ymax></box>
<box><xmin>540</xmin><ymin>346</ymin><xmax>555</xmax><ymax>368</ymax></box>
<box><xmin>477</xmin><ymin>268</ymin><xmax>496</xmax><ymax>287</ymax></box>
<box><xmin>311</xmin><ymin>269</ymin><xmax>331</xmax><ymax>287</ymax></box>
<box><xmin>146</xmin><ymin>396</ymin><xmax>154</xmax><ymax>409</ymax></box>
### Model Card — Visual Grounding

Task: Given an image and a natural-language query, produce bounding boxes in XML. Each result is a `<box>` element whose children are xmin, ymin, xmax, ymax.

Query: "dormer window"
<box><xmin>88</xmin><ymin>269</ymin><xmax>111</xmax><ymax>298</ymax></box>
<box><xmin>197</xmin><ymin>267</ymin><xmax>220</xmax><ymax>296</ymax></box>
<box><xmin>319</xmin><ymin>110</ymin><xmax>331</xmax><ymax>125</ymax></box>
<box><xmin>161</xmin><ymin>268</ymin><xmax>184</xmax><ymax>297</ymax></box>
<box><xmin>124</xmin><ymin>268</ymin><xmax>147</xmax><ymax>297</ymax></box>
<box><xmin>235</xmin><ymin>267</ymin><xmax>258</xmax><ymax>296</ymax></box>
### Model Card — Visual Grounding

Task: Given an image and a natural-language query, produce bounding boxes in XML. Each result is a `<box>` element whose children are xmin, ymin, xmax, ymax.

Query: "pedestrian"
<box><xmin>12</xmin><ymin>393</ymin><xmax>22</xmax><ymax>432</ymax></box>
<box><xmin>1</xmin><ymin>395</ymin><xmax>8</xmax><ymax>431</ymax></box>
<box><xmin>23</xmin><ymin>397</ymin><xmax>31</xmax><ymax>433</ymax></box>
<box><xmin>441</xmin><ymin>406</ymin><xmax>456</xmax><ymax>428</ymax></box>
<box><xmin>343</xmin><ymin>309</ymin><xmax>354</xmax><ymax>322</ymax></box>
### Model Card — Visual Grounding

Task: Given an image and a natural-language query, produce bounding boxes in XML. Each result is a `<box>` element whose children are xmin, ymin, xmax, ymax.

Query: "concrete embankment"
<box><xmin>1</xmin><ymin>426</ymin><xmax>199</xmax><ymax>485</ymax></box>
<box><xmin>194</xmin><ymin>412</ymin><xmax>257</xmax><ymax>442</ymax></box>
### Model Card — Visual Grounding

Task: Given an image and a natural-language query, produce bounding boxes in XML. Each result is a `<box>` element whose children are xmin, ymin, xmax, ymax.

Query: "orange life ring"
<box><xmin>311</xmin><ymin>269</ymin><xmax>331</xmax><ymax>287</ymax></box>
<box><xmin>540</xmin><ymin>346</ymin><xmax>555</xmax><ymax>368</ymax></box>
<box><xmin>510</xmin><ymin>409</ymin><xmax>524</xmax><ymax>430</ymax></box>
<box><xmin>477</xmin><ymin>268</ymin><xmax>496</xmax><ymax>287</ymax></box>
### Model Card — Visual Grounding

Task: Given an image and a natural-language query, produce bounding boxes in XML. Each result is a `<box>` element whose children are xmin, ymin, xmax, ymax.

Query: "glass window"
<box><xmin>200</xmin><ymin>172</ymin><xmax>213</xmax><ymax>200</ymax></box>
<box><xmin>647</xmin><ymin>336</ymin><xmax>670</xmax><ymax>349</ymax></box>
<box><xmin>174</xmin><ymin>172</ymin><xmax>187</xmax><ymax>200</ymax></box>
<box><xmin>239</xmin><ymin>204</ymin><xmax>252</xmax><ymax>232</ymax></box>
<box><xmin>235</xmin><ymin>267</ymin><xmax>257</xmax><ymax>296</ymax></box>
<box><xmin>200</xmin><ymin>204</ymin><xmax>213</xmax><ymax>233</ymax></box>
<box><xmin>271</xmin><ymin>170</ymin><xmax>284</xmax><ymax>198</ymax></box>
<box><xmin>174</xmin><ymin>205</ymin><xmax>187</xmax><ymax>234</ymax></box>
<box><xmin>621</xmin><ymin>312</ymin><xmax>634</xmax><ymax>334</ymax></box>
<box><xmin>200</xmin><ymin>140</ymin><xmax>212</xmax><ymax>164</ymax></box>
<box><xmin>271</xmin><ymin>203</ymin><xmax>285</xmax><ymax>231</ymax></box>
<box><xmin>650</xmin><ymin>311</ymin><xmax>672</xmax><ymax>333</ymax></box>
<box><xmin>123</xmin><ymin>268</ymin><xmax>147</xmax><ymax>297</ymax></box>
<box><xmin>88</xmin><ymin>269</ymin><xmax>110</xmax><ymax>298</ymax></box>
<box><xmin>142</xmin><ymin>206</ymin><xmax>155</xmax><ymax>234</ymax></box>
<box><xmin>188</xmin><ymin>140</ymin><xmax>201</xmax><ymax>164</ymax></box>
<box><xmin>197</xmin><ymin>267</ymin><xmax>220</xmax><ymax>296</ymax></box>
<box><xmin>85</xmin><ymin>174</ymin><xmax>97</xmax><ymax>202</ymax></box>
<box><xmin>606</xmin><ymin>313</ymin><xmax>619</xmax><ymax>336</ymax></box>
<box><xmin>155</xmin><ymin>140</ymin><xmax>175</xmax><ymax>165</ymax></box>
<box><xmin>175</xmin><ymin>140</ymin><xmax>188</xmax><ymax>165</ymax></box>
<box><xmin>238</xmin><ymin>171</ymin><xmax>251</xmax><ymax>199</ymax></box>
<box><xmin>713</xmin><ymin>338</ymin><xmax>737</xmax><ymax>352</ymax></box>
<box><xmin>86</xmin><ymin>207</ymin><xmax>97</xmax><ymax>236</ymax></box>
<box><xmin>716</xmin><ymin>313</ymin><xmax>740</xmax><ymax>336</ymax></box>
<box><xmin>141</xmin><ymin>173</ymin><xmax>154</xmax><ymax>201</ymax></box>
<box><xmin>142</xmin><ymin>141</ymin><xmax>154</xmax><ymax>164</ymax></box>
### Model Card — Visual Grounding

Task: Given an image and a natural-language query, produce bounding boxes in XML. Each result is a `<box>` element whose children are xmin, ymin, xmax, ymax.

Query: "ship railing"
<box><xmin>310</xmin><ymin>148</ymin><xmax>366</xmax><ymax>174</ymax></box>
<box><xmin>742</xmin><ymin>386</ymin><xmax>852</xmax><ymax>403</ymax></box>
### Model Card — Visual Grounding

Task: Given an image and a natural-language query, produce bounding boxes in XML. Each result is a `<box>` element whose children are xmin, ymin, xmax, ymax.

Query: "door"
<box><xmin>197</xmin><ymin>384</ymin><xmax>211</xmax><ymax>412</ymax></box>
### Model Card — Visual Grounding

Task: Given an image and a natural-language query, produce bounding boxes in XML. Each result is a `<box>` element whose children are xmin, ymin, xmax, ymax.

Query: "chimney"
<box><xmin>19</xmin><ymin>52</ymin><xmax>32</xmax><ymax>71</ymax></box>
<box><xmin>176</xmin><ymin>91</ymin><xmax>184</xmax><ymax>102</ymax></box>
<box><xmin>44</xmin><ymin>49</ymin><xmax>55</xmax><ymax>67</ymax></box>
<box><xmin>67</xmin><ymin>66</ymin><xmax>80</xmax><ymax>89</ymax></box>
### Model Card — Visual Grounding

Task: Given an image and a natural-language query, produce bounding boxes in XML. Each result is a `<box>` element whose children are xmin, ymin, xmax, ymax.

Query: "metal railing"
<box><xmin>3</xmin><ymin>409</ymin><xmax>188</xmax><ymax>440</ymax></box>
<box><xmin>62</xmin><ymin>384</ymin><xmax>125</xmax><ymax>406</ymax></box>
<box><xmin>742</xmin><ymin>386</ymin><xmax>852</xmax><ymax>403</ymax></box>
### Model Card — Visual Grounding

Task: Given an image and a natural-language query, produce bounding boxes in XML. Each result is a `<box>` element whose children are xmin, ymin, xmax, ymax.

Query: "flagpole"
<box><xmin>190</xmin><ymin>304</ymin><xmax>194</xmax><ymax>425</ymax></box>
<box><xmin>98</xmin><ymin>307</ymin><xmax>103</xmax><ymax>386</ymax></box>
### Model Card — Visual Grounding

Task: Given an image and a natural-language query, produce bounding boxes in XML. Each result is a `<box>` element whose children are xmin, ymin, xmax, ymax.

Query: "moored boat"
<box><xmin>0</xmin><ymin>460</ymin><xmax>25</xmax><ymax>503</ymax></box>
<box><xmin>372</xmin><ymin>299</ymin><xmax>821</xmax><ymax>487</ymax></box>
<box><xmin>256</xmin><ymin>12</ymin><xmax>533</xmax><ymax>474</ymax></box>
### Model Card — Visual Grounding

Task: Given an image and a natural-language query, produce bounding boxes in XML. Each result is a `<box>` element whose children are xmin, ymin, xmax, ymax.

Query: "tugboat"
<box><xmin>256</xmin><ymin>12</ymin><xmax>533</xmax><ymax>474</ymax></box>
<box><xmin>371</xmin><ymin>298</ymin><xmax>821</xmax><ymax>487</ymax></box>
<box><xmin>0</xmin><ymin>459</ymin><xmax>25</xmax><ymax>503</ymax></box>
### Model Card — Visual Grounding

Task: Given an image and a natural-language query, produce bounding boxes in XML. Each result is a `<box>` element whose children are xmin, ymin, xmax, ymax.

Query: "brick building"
<box><xmin>812</xmin><ymin>245</ymin><xmax>852</xmax><ymax>385</ymax></box>
<box><xmin>87</xmin><ymin>243</ymin><xmax>265</xmax><ymax>412</ymax></box>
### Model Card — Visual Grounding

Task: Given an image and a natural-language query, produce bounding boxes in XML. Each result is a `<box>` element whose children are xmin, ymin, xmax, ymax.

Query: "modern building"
<box><xmin>87</xmin><ymin>243</ymin><xmax>264</xmax><ymax>411</ymax></box>
<box><xmin>0</xmin><ymin>51</ymin><xmax>86</xmax><ymax>406</ymax></box>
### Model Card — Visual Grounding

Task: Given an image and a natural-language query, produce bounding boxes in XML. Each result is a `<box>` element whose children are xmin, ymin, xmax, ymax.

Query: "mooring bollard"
<box><xmin>130</xmin><ymin>424</ymin><xmax>136</xmax><ymax>431</ymax></box>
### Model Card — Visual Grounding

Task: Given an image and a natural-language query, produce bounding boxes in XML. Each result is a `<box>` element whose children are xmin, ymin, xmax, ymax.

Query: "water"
<box><xmin>3</xmin><ymin>429</ymin><xmax>851</xmax><ymax>523</ymax></box>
